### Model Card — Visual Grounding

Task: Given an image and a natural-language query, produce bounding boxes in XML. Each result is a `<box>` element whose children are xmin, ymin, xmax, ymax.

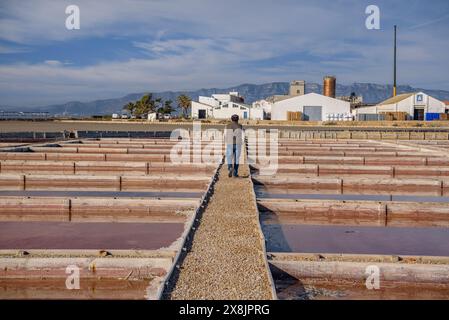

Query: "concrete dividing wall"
<box><xmin>0</xmin><ymin>175</ymin><xmax>24</xmax><ymax>190</ymax></box>
<box><xmin>253</xmin><ymin>176</ymin><xmax>447</xmax><ymax>195</ymax></box>
<box><xmin>105</xmin><ymin>154</ymin><xmax>165</xmax><ymax>162</ymax></box>
<box><xmin>0</xmin><ymin>160</ymin><xmax>217</xmax><ymax>175</ymax></box>
<box><xmin>258</xmin><ymin>199</ymin><xmax>449</xmax><ymax>227</ymax></box>
<box><xmin>0</xmin><ymin>197</ymin><xmax>70</xmax><ymax>221</ymax></box>
<box><xmin>0</xmin><ymin>174</ymin><xmax>210</xmax><ymax>191</ymax></box>
<box><xmin>395</xmin><ymin>166</ymin><xmax>449</xmax><ymax>178</ymax></box>
<box><xmin>147</xmin><ymin>163</ymin><xmax>217</xmax><ymax>174</ymax></box>
<box><xmin>260</xmin><ymin>200</ymin><xmax>385</xmax><ymax>226</ymax></box>
<box><xmin>252</xmin><ymin>164</ymin><xmax>449</xmax><ymax>178</ymax></box>
<box><xmin>1</xmin><ymin>152</ymin><xmax>220</xmax><ymax>163</ymax></box>
<box><xmin>0</xmin><ymin>197</ymin><xmax>198</xmax><ymax>222</ymax></box>
<box><xmin>269</xmin><ymin>257</ymin><xmax>449</xmax><ymax>284</ymax></box>
<box><xmin>342</xmin><ymin>178</ymin><xmax>444</xmax><ymax>194</ymax></box>
<box><xmin>70</xmin><ymin>198</ymin><xmax>197</xmax><ymax>222</ymax></box>
<box><xmin>46</xmin><ymin>153</ymin><xmax>106</xmax><ymax>161</ymax></box>
<box><xmin>74</xmin><ymin>161</ymin><xmax>147</xmax><ymax>175</ymax></box>
<box><xmin>0</xmin><ymin>161</ymin><xmax>75</xmax><ymax>174</ymax></box>
<box><xmin>278</xmin><ymin>130</ymin><xmax>449</xmax><ymax>140</ymax></box>
<box><xmin>120</xmin><ymin>176</ymin><xmax>210</xmax><ymax>191</ymax></box>
<box><xmin>0</xmin><ymin>153</ymin><xmax>46</xmax><ymax>161</ymax></box>
<box><xmin>257</xmin><ymin>155</ymin><xmax>448</xmax><ymax>166</ymax></box>
<box><xmin>26</xmin><ymin>175</ymin><xmax>120</xmax><ymax>191</ymax></box>
<box><xmin>387</xmin><ymin>202</ymin><xmax>449</xmax><ymax>227</ymax></box>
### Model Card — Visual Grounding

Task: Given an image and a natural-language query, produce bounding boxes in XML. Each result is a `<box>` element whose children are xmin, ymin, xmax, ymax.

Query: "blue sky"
<box><xmin>0</xmin><ymin>0</ymin><xmax>448</xmax><ymax>106</ymax></box>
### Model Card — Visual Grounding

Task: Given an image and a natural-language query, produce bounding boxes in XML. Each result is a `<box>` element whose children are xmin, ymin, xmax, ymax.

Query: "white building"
<box><xmin>271</xmin><ymin>92</ymin><xmax>351</xmax><ymax>121</ymax></box>
<box><xmin>354</xmin><ymin>92</ymin><xmax>446</xmax><ymax>120</ymax></box>
<box><xmin>147</xmin><ymin>112</ymin><xmax>157</xmax><ymax>122</ymax></box>
<box><xmin>191</xmin><ymin>92</ymin><xmax>264</xmax><ymax>120</ymax></box>
<box><xmin>252</xmin><ymin>99</ymin><xmax>272</xmax><ymax>119</ymax></box>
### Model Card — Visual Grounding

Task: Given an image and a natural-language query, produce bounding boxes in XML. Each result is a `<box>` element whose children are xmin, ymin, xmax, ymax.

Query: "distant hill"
<box><xmin>1</xmin><ymin>82</ymin><xmax>449</xmax><ymax>116</ymax></box>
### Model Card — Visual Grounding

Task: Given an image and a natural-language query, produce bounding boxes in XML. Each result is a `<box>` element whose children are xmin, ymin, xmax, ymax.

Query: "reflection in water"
<box><xmin>262</xmin><ymin>224</ymin><xmax>449</xmax><ymax>256</ymax></box>
<box><xmin>0</xmin><ymin>278</ymin><xmax>153</xmax><ymax>299</ymax></box>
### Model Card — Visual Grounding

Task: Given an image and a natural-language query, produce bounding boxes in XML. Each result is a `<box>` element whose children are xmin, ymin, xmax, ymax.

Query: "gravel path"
<box><xmin>168</xmin><ymin>162</ymin><xmax>274</xmax><ymax>299</ymax></box>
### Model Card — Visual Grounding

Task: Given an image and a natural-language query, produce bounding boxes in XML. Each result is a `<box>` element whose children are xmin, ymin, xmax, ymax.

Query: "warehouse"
<box><xmin>355</xmin><ymin>92</ymin><xmax>446</xmax><ymax>121</ymax></box>
<box><xmin>191</xmin><ymin>92</ymin><xmax>264</xmax><ymax>120</ymax></box>
<box><xmin>270</xmin><ymin>92</ymin><xmax>351</xmax><ymax>121</ymax></box>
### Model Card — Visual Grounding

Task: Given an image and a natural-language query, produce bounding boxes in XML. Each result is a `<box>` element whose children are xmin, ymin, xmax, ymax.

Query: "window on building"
<box><xmin>233</xmin><ymin>104</ymin><xmax>238</xmax><ymax>108</ymax></box>
<box><xmin>417</xmin><ymin>94</ymin><xmax>423</xmax><ymax>102</ymax></box>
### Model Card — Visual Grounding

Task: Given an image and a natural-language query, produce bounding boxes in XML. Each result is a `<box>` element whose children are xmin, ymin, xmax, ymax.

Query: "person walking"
<box><xmin>225</xmin><ymin>114</ymin><xmax>243</xmax><ymax>177</ymax></box>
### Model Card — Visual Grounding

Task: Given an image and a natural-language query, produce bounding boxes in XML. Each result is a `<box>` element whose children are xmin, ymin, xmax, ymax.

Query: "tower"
<box><xmin>289</xmin><ymin>80</ymin><xmax>305</xmax><ymax>96</ymax></box>
<box><xmin>323</xmin><ymin>76</ymin><xmax>336</xmax><ymax>98</ymax></box>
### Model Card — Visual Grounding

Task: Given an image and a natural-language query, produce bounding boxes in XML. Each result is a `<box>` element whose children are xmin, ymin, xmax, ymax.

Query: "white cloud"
<box><xmin>0</xmin><ymin>44</ymin><xmax>29</xmax><ymax>54</ymax></box>
<box><xmin>44</xmin><ymin>60</ymin><xmax>63</xmax><ymax>67</ymax></box>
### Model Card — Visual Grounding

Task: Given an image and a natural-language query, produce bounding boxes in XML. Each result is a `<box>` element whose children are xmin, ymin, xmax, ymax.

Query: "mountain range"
<box><xmin>1</xmin><ymin>82</ymin><xmax>449</xmax><ymax>116</ymax></box>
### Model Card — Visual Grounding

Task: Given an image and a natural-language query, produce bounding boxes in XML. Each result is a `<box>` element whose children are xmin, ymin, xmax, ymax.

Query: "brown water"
<box><xmin>263</xmin><ymin>224</ymin><xmax>449</xmax><ymax>256</ymax></box>
<box><xmin>0</xmin><ymin>221</ymin><xmax>184</xmax><ymax>250</ymax></box>
<box><xmin>0</xmin><ymin>278</ymin><xmax>153</xmax><ymax>299</ymax></box>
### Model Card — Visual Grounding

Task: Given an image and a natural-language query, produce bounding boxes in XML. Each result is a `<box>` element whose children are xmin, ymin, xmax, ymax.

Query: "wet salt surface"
<box><xmin>0</xmin><ymin>221</ymin><xmax>184</xmax><ymax>250</ymax></box>
<box><xmin>0</xmin><ymin>190</ymin><xmax>202</xmax><ymax>198</ymax></box>
<box><xmin>263</xmin><ymin>224</ymin><xmax>449</xmax><ymax>256</ymax></box>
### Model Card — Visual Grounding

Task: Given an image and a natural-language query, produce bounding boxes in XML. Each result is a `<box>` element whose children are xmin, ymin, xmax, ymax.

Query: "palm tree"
<box><xmin>155</xmin><ymin>97</ymin><xmax>162</xmax><ymax>113</ymax></box>
<box><xmin>123</xmin><ymin>102</ymin><xmax>136</xmax><ymax>115</ymax></box>
<box><xmin>134</xmin><ymin>94</ymin><xmax>157</xmax><ymax>117</ymax></box>
<box><xmin>163</xmin><ymin>99</ymin><xmax>174</xmax><ymax>114</ymax></box>
<box><xmin>177</xmin><ymin>94</ymin><xmax>191</xmax><ymax>118</ymax></box>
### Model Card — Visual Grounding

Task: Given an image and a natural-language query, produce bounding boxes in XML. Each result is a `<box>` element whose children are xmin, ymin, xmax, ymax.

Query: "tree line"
<box><xmin>123</xmin><ymin>93</ymin><xmax>191</xmax><ymax>118</ymax></box>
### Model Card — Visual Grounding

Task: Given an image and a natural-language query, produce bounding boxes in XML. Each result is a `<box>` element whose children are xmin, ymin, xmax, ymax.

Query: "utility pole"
<box><xmin>393</xmin><ymin>25</ymin><xmax>397</xmax><ymax>97</ymax></box>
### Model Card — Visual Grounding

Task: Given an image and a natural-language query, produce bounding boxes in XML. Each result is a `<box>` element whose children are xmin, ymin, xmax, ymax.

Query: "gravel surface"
<box><xmin>169</xmin><ymin>162</ymin><xmax>274</xmax><ymax>300</ymax></box>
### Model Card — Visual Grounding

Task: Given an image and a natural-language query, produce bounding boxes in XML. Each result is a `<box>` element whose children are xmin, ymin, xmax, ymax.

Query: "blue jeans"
<box><xmin>226</xmin><ymin>144</ymin><xmax>241</xmax><ymax>176</ymax></box>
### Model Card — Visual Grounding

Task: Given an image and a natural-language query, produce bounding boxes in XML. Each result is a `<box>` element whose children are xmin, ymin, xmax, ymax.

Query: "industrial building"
<box><xmin>264</xmin><ymin>80</ymin><xmax>306</xmax><ymax>104</ymax></box>
<box><xmin>251</xmin><ymin>80</ymin><xmax>306</xmax><ymax>120</ymax></box>
<box><xmin>258</xmin><ymin>77</ymin><xmax>351</xmax><ymax>121</ymax></box>
<box><xmin>192</xmin><ymin>76</ymin><xmax>447</xmax><ymax>122</ymax></box>
<box><xmin>191</xmin><ymin>92</ymin><xmax>264</xmax><ymax>120</ymax></box>
<box><xmin>271</xmin><ymin>92</ymin><xmax>351</xmax><ymax>121</ymax></box>
<box><xmin>354</xmin><ymin>92</ymin><xmax>447</xmax><ymax>121</ymax></box>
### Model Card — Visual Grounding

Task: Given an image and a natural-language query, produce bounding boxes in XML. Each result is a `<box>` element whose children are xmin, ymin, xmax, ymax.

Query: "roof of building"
<box><xmin>265</xmin><ymin>95</ymin><xmax>292</xmax><ymax>103</ymax></box>
<box><xmin>378</xmin><ymin>93</ymin><xmax>415</xmax><ymax>105</ymax></box>
<box><xmin>443</xmin><ymin>100</ymin><xmax>449</xmax><ymax>105</ymax></box>
<box><xmin>273</xmin><ymin>92</ymin><xmax>349</xmax><ymax>104</ymax></box>
<box><xmin>192</xmin><ymin>101</ymin><xmax>214</xmax><ymax>108</ymax></box>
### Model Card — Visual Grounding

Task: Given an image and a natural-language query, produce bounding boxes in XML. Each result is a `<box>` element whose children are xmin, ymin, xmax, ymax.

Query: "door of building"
<box><xmin>413</xmin><ymin>108</ymin><xmax>424</xmax><ymax>121</ymax></box>
<box><xmin>303</xmin><ymin>106</ymin><xmax>322</xmax><ymax>121</ymax></box>
<box><xmin>243</xmin><ymin>111</ymin><xmax>248</xmax><ymax>119</ymax></box>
